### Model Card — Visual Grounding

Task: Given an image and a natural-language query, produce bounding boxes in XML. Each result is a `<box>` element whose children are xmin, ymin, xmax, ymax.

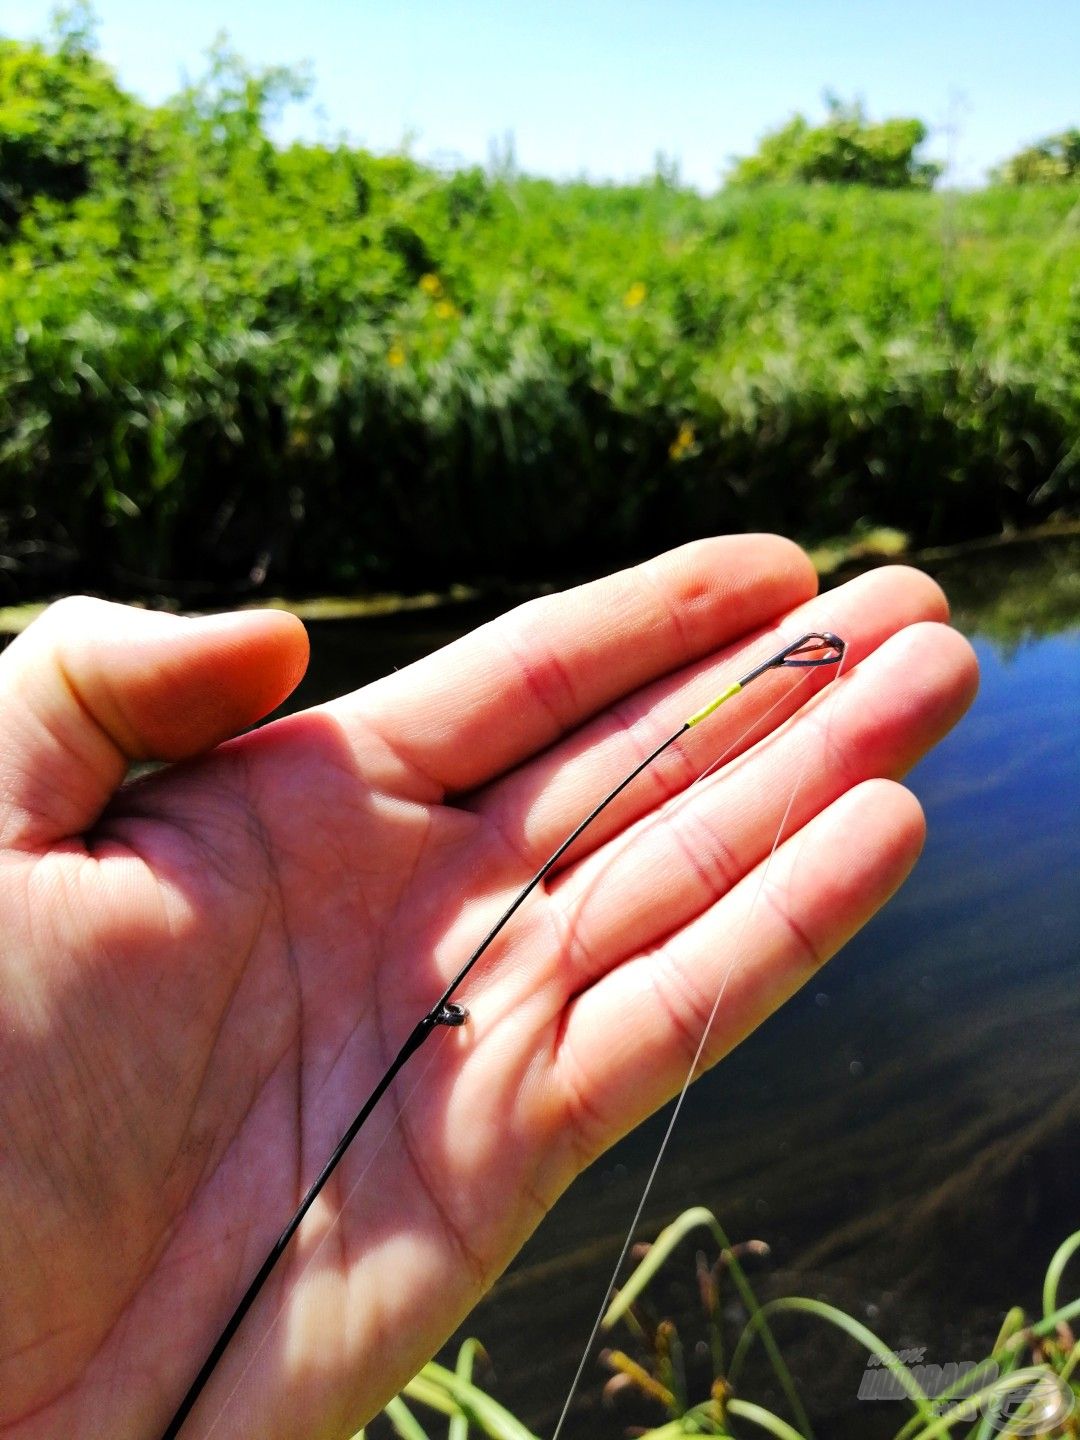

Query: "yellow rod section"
<box><xmin>686</xmin><ymin>680</ymin><xmax>742</xmax><ymax>728</ymax></box>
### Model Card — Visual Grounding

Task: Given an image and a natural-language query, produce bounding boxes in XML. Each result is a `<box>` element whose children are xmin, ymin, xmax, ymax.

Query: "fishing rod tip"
<box><xmin>719</xmin><ymin>630</ymin><xmax>847</xmax><ymax>705</ymax></box>
<box><xmin>777</xmin><ymin>631</ymin><xmax>846</xmax><ymax>667</ymax></box>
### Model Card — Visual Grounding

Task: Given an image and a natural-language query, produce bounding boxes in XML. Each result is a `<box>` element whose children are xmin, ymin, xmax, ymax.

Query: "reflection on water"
<box><xmin>282</xmin><ymin>537</ymin><xmax>1076</xmax><ymax>1440</ymax></box>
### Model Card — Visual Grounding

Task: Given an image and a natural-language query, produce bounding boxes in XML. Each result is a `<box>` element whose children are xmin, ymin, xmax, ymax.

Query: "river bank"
<box><xmin>3</xmin><ymin>521</ymin><xmax>1079</xmax><ymax>641</ymax></box>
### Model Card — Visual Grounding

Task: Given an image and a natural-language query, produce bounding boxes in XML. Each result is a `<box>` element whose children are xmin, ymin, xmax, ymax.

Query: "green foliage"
<box><xmin>0</xmin><ymin>11</ymin><xmax>152</xmax><ymax>230</ymax></box>
<box><xmin>165</xmin><ymin>36</ymin><xmax>312</xmax><ymax>162</ymax></box>
<box><xmin>0</xmin><ymin>33</ymin><xmax>1077</xmax><ymax>602</ymax></box>
<box><xmin>373</xmin><ymin>1213</ymin><xmax>1080</xmax><ymax>1439</ymax></box>
<box><xmin>729</xmin><ymin>97</ymin><xmax>942</xmax><ymax>190</ymax></box>
<box><xmin>993</xmin><ymin>128</ymin><xmax>1080</xmax><ymax>185</ymax></box>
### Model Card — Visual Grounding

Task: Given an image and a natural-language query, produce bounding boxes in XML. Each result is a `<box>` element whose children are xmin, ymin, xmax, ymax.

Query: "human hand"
<box><xmin>0</xmin><ymin>537</ymin><xmax>977</xmax><ymax>1439</ymax></box>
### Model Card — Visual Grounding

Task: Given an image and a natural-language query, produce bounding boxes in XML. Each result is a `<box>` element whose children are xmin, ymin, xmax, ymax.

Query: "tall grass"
<box><xmin>1</xmin><ymin>36</ymin><xmax>1079</xmax><ymax>600</ymax></box>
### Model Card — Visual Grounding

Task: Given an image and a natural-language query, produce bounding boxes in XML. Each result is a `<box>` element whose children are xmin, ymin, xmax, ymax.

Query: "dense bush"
<box><xmin>1</xmin><ymin>30</ymin><xmax>1078</xmax><ymax>601</ymax></box>
<box><xmin>994</xmin><ymin>128</ymin><xmax>1080</xmax><ymax>185</ymax></box>
<box><xmin>0</xmin><ymin>21</ymin><xmax>151</xmax><ymax>231</ymax></box>
<box><xmin>728</xmin><ymin>97</ymin><xmax>942</xmax><ymax>189</ymax></box>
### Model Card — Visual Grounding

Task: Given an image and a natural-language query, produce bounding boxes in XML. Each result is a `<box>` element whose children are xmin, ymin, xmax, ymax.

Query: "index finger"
<box><xmin>346</xmin><ymin>536</ymin><xmax>817</xmax><ymax>797</ymax></box>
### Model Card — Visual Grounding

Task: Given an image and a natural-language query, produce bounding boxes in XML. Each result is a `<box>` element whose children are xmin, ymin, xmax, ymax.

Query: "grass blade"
<box><xmin>414</xmin><ymin>1361</ymin><xmax>542</xmax><ymax>1440</ymax></box>
<box><xmin>727</xmin><ymin>1398</ymin><xmax>807</xmax><ymax>1439</ymax></box>
<box><xmin>908</xmin><ymin>1365</ymin><xmax>1072</xmax><ymax>1440</ymax></box>
<box><xmin>1042</xmin><ymin>1229</ymin><xmax>1080</xmax><ymax>1319</ymax></box>
<box><xmin>385</xmin><ymin>1397</ymin><xmax>432</xmax><ymax>1440</ymax></box>
<box><xmin>602</xmin><ymin>1208</ymin><xmax>721</xmax><ymax>1329</ymax></box>
<box><xmin>729</xmin><ymin>1296</ymin><xmax>935</xmax><ymax>1427</ymax></box>
<box><xmin>602</xmin><ymin>1208</ymin><xmax>812</xmax><ymax>1439</ymax></box>
<box><xmin>450</xmin><ymin>1339</ymin><xmax>484</xmax><ymax>1440</ymax></box>
<box><xmin>403</xmin><ymin>1370</ymin><xmax>458</xmax><ymax>1418</ymax></box>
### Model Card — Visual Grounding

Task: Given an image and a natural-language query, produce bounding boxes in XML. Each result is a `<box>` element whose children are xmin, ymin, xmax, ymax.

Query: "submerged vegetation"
<box><xmin>363</xmin><ymin>1210</ymin><xmax>1080</xmax><ymax>1439</ymax></box>
<box><xmin>1</xmin><ymin>18</ymin><xmax>1079</xmax><ymax>603</ymax></box>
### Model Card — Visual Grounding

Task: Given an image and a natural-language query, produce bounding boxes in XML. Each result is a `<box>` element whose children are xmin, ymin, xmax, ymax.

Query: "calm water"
<box><xmin>280</xmin><ymin>540</ymin><xmax>1079</xmax><ymax>1439</ymax></box>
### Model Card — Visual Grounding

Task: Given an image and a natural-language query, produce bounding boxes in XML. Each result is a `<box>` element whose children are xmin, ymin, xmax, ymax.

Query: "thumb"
<box><xmin>0</xmin><ymin>598</ymin><xmax>310</xmax><ymax>850</ymax></box>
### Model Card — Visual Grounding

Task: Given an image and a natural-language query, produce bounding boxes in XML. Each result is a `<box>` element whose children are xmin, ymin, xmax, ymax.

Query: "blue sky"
<box><xmin>3</xmin><ymin>0</ymin><xmax>1078</xmax><ymax>188</ymax></box>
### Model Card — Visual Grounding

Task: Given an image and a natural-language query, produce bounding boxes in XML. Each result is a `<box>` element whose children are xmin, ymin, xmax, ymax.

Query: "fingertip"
<box><xmin>881</xmin><ymin>776</ymin><xmax>926</xmax><ymax>862</ymax></box>
<box><xmin>748</xmin><ymin>531</ymin><xmax>820</xmax><ymax>598</ymax></box>
<box><xmin>930</xmin><ymin>620</ymin><xmax>980</xmax><ymax>713</ymax></box>
<box><xmin>645</xmin><ymin>532</ymin><xmax>820</xmax><ymax>654</ymax></box>
<box><xmin>681</xmin><ymin>531</ymin><xmax>818</xmax><ymax>601</ymax></box>
<box><xmin>880</xmin><ymin>564</ymin><xmax>951</xmax><ymax>623</ymax></box>
<box><xmin>0</xmin><ymin>600</ymin><xmax>313</xmax><ymax>846</ymax></box>
<box><xmin>239</xmin><ymin>608</ymin><xmax>311</xmax><ymax>704</ymax></box>
<box><xmin>187</xmin><ymin>608</ymin><xmax>310</xmax><ymax>730</ymax></box>
<box><xmin>895</xmin><ymin>618</ymin><xmax>980</xmax><ymax>718</ymax></box>
<box><xmin>835</xmin><ymin>776</ymin><xmax>927</xmax><ymax>892</ymax></box>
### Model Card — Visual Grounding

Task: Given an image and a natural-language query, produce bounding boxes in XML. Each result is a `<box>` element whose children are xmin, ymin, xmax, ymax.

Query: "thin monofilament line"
<box><xmin>550</xmin><ymin>642</ymin><xmax>848</xmax><ymax>1440</ymax></box>
<box><xmin>547</xmin><ymin>688</ymin><xmax>810</xmax><ymax>1440</ymax></box>
<box><xmin>200</xmin><ymin>675</ymin><xmax>803</xmax><ymax>1438</ymax></box>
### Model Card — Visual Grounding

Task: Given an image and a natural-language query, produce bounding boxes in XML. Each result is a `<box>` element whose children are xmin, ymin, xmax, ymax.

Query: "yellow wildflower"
<box><xmin>387</xmin><ymin>342</ymin><xmax>406</xmax><ymax>368</ymax></box>
<box><xmin>419</xmin><ymin>272</ymin><xmax>442</xmax><ymax>297</ymax></box>
<box><xmin>668</xmin><ymin>421</ymin><xmax>696</xmax><ymax>461</ymax></box>
<box><xmin>623</xmin><ymin>280</ymin><xmax>647</xmax><ymax>309</ymax></box>
<box><xmin>434</xmin><ymin>299</ymin><xmax>457</xmax><ymax>320</ymax></box>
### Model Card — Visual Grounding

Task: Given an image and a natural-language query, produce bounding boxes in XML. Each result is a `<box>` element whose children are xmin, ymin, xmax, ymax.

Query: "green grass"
<box><xmin>2</xmin><ymin>35</ymin><xmax>1079</xmax><ymax>602</ymax></box>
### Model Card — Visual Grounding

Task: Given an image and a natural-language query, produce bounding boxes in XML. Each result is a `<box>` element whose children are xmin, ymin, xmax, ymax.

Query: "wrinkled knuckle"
<box><xmin>637</xmin><ymin>558</ymin><xmax>698</xmax><ymax>657</ymax></box>
<box><xmin>805</xmin><ymin>709</ymin><xmax>862</xmax><ymax>793</ymax></box>
<box><xmin>554</xmin><ymin>898</ymin><xmax>603</xmax><ymax>993</ymax></box>
<box><xmin>675</xmin><ymin>806</ymin><xmax>742</xmax><ymax>901</ymax></box>
<box><xmin>651</xmin><ymin>951</ymin><xmax>712</xmax><ymax>1068</ymax></box>
<box><xmin>555</xmin><ymin>1036</ymin><xmax>611</xmax><ymax>1165</ymax></box>
<box><xmin>504</xmin><ymin>622</ymin><xmax>582</xmax><ymax>732</ymax></box>
<box><xmin>765</xmin><ymin>883</ymin><xmax>825</xmax><ymax>972</ymax></box>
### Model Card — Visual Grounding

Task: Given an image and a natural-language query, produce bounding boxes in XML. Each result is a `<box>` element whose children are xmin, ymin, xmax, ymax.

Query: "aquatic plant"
<box><xmin>366</xmin><ymin>1213</ymin><xmax>1079</xmax><ymax>1439</ymax></box>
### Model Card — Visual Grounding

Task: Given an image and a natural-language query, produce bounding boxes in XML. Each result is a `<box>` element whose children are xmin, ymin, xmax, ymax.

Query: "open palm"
<box><xmin>0</xmin><ymin>537</ymin><xmax>977</xmax><ymax>1440</ymax></box>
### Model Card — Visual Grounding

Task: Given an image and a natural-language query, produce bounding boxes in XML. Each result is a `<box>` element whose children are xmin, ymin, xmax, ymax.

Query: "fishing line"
<box><xmin>157</xmin><ymin>630</ymin><xmax>844</xmax><ymax>1440</ymax></box>
<box><xmin>549</xmin><ymin>630</ymin><xmax>849</xmax><ymax>1440</ymax></box>
<box><xmin>200</xmin><ymin>639</ymin><xmax>836</xmax><ymax>1439</ymax></box>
